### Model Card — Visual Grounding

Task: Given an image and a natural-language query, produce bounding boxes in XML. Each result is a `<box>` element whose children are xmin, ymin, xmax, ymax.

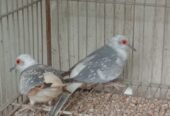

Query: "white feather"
<box><xmin>97</xmin><ymin>69</ymin><xmax>106</xmax><ymax>80</ymax></box>
<box><xmin>16</xmin><ymin>54</ymin><xmax>37</xmax><ymax>72</ymax></box>
<box><xmin>70</xmin><ymin>63</ymin><xmax>86</xmax><ymax>78</ymax></box>
<box><xmin>124</xmin><ymin>87</ymin><xmax>133</xmax><ymax>95</ymax></box>
<box><xmin>116</xmin><ymin>49</ymin><xmax>128</xmax><ymax>61</ymax></box>
<box><xmin>66</xmin><ymin>83</ymin><xmax>82</xmax><ymax>93</ymax></box>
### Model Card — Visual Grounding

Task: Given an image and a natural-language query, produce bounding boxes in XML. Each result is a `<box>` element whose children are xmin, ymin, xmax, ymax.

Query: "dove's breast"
<box><xmin>28</xmin><ymin>87</ymin><xmax>63</xmax><ymax>104</ymax></box>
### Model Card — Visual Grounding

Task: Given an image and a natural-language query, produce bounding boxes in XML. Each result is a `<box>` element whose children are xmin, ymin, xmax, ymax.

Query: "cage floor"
<box><xmin>12</xmin><ymin>82</ymin><xmax>170</xmax><ymax>116</ymax></box>
<box><xmin>13</xmin><ymin>104</ymin><xmax>48</xmax><ymax>116</ymax></box>
<box><xmin>63</xmin><ymin>91</ymin><xmax>170</xmax><ymax>116</ymax></box>
<box><xmin>13</xmin><ymin>92</ymin><xmax>170</xmax><ymax>116</ymax></box>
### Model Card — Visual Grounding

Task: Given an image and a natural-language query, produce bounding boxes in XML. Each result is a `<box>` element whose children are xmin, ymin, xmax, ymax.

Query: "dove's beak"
<box><xmin>10</xmin><ymin>64</ymin><xmax>16</xmax><ymax>72</ymax></box>
<box><xmin>128</xmin><ymin>44</ymin><xmax>136</xmax><ymax>51</ymax></box>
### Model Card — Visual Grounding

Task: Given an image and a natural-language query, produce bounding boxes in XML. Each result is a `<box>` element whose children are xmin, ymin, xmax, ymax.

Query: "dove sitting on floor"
<box><xmin>66</xmin><ymin>35</ymin><xmax>136</xmax><ymax>88</ymax></box>
<box><xmin>10</xmin><ymin>54</ymin><xmax>69</xmax><ymax>105</ymax></box>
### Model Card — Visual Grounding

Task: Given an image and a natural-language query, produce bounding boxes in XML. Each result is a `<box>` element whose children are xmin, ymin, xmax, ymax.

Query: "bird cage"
<box><xmin>1</xmin><ymin>0</ymin><xmax>170</xmax><ymax>115</ymax></box>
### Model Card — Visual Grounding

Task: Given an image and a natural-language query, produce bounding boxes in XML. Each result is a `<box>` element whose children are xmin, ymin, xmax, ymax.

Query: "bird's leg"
<box><xmin>21</xmin><ymin>100</ymin><xmax>36</xmax><ymax>112</ymax></box>
<box><xmin>30</xmin><ymin>100</ymin><xmax>35</xmax><ymax>106</ymax></box>
<box><xmin>93</xmin><ymin>84</ymin><xmax>104</xmax><ymax>92</ymax></box>
<box><xmin>48</xmin><ymin>100</ymin><xmax>53</xmax><ymax>106</ymax></box>
<box><xmin>104</xmin><ymin>81</ymin><xmax>125</xmax><ymax>91</ymax></box>
<box><xmin>81</xmin><ymin>84</ymin><xmax>109</xmax><ymax>92</ymax></box>
<box><xmin>81</xmin><ymin>83</ymin><xmax>95</xmax><ymax>90</ymax></box>
<box><xmin>24</xmin><ymin>100</ymin><xmax>51</xmax><ymax>112</ymax></box>
<box><xmin>41</xmin><ymin>102</ymin><xmax>52</xmax><ymax>111</ymax></box>
<box><xmin>47</xmin><ymin>100</ymin><xmax>57</xmax><ymax>107</ymax></box>
<box><xmin>80</xmin><ymin>83</ymin><xmax>99</xmax><ymax>92</ymax></box>
<box><xmin>12</xmin><ymin>103</ymin><xmax>36</xmax><ymax>114</ymax></box>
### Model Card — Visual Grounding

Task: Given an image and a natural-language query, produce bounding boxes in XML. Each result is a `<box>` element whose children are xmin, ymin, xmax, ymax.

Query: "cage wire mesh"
<box><xmin>0</xmin><ymin>0</ymin><xmax>51</xmax><ymax>115</ymax></box>
<box><xmin>1</xmin><ymin>0</ymin><xmax>170</xmax><ymax>115</ymax></box>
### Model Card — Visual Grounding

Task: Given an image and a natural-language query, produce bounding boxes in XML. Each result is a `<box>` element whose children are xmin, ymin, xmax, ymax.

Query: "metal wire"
<box><xmin>40</xmin><ymin>0</ymin><xmax>44</xmax><ymax>64</ymax></box>
<box><xmin>36</xmin><ymin>1</ymin><xmax>39</xmax><ymax>62</ymax></box>
<box><xmin>0</xmin><ymin>0</ymin><xmax>41</xmax><ymax>20</ymax></box>
<box><xmin>63</xmin><ymin>0</ymin><xmax>170</xmax><ymax>8</ymax></box>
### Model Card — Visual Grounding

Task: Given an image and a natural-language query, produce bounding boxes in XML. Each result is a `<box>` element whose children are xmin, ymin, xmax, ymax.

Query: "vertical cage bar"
<box><xmin>161</xmin><ymin>0</ymin><xmax>167</xmax><ymax>85</ymax></box>
<box><xmin>36</xmin><ymin>1</ymin><xmax>39</xmax><ymax>62</ymax></box>
<box><xmin>104</xmin><ymin>0</ymin><xmax>106</xmax><ymax>44</ymax></box>
<box><xmin>67</xmin><ymin>0</ymin><xmax>70</xmax><ymax>68</ymax></box>
<box><xmin>26</xmin><ymin>0</ymin><xmax>30</xmax><ymax>54</ymax></box>
<box><xmin>31</xmin><ymin>0</ymin><xmax>35</xmax><ymax>58</ymax></box>
<box><xmin>85</xmin><ymin>0</ymin><xmax>88</xmax><ymax>56</ymax></box>
<box><xmin>56</xmin><ymin>0</ymin><xmax>61</xmax><ymax>69</ymax></box>
<box><xmin>5</xmin><ymin>0</ymin><xmax>10</xmax><ymax>104</ymax></box>
<box><xmin>45</xmin><ymin>0</ymin><xmax>52</xmax><ymax>65</ymax></box>
<box><xmin>77</xmin><ymin>0</ymin><xmax>80</xmax><ymax>61</ymax></box>
<box><xmin>22</xmin><ymin>0</ymin><xmax>26</xmax><ymax>52</ymax></box>
<box><xmin>0</xmin><ymin>0</ymin><xmax>3</xmax><ymax>109</ymax></box>
<box><xmin>37</xmin><ymin>1</ymin><xmax>42</xmax><ymax>64</ymax></box>
<box><xmin>40</xmin><ymin>0</ymin><xmax>44</xmax><ymax>64</ymax></box>
<box><xmin>95</xmin><ymin>0</ymin><xmax>97</xmax><ymax>48</ymax></box>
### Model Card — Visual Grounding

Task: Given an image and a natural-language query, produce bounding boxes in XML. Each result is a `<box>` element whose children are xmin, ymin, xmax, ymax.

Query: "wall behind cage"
<box><xmin>0</xmin><ymin>0</ymin><xmax>48</xmax><ymax>113</ymax></box>
<box><xmin>51</xmin><ymin>0</ymin><xmax>170</xmax><ymax>86</ymax></box>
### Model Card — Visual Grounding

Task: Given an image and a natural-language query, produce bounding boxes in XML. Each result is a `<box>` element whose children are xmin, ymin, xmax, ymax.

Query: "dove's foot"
<box><xmin>14</xmin><ymin>104</ymin><xmax>51</xmax><ymax>116</ymax></box>
<box><xmin>92</xmin><ymin>82</ymin><xmax>125</xmax><ymax>93</ymax></box>
<box><xmin>104</xmin><ymin>81</ymin><xmax>125</xmax><ymax>91</ymax></box>
<box><xmin>76</xmin><ymin>82</ymin><xmax>125</xmax><ymax>93</ymax></box>
<box><xmin>14</xmin><ymin>104</ymin><xmax>36</xmax><ymax>114</ymax></box>
<box><xmin>48</xmin><ymin>100</ymin><xmax>53</xmax><ymax>106</ymax></box>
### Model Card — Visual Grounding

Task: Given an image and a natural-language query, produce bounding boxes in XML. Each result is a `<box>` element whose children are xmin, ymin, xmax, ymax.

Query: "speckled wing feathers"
<box><xmin>70</xmin><ymin>45</ymin><xmax>124</xmax><ymax>83</ymax></box>
<box><xmin>19</xmin><ymin>64</ymin><xmax>64</xmax><ymax>95</ymax></box>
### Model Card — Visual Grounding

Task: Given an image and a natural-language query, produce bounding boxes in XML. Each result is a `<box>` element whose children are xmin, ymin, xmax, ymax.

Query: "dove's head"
<box><xmin>107</xmin><ymin>35</ymin><xmax>136</xmax><ymax>51</ymax></box>
<box><xmin>10</xmin><ymin>54</ymin><xmax>37</xmax><ymax>73</ymax></box>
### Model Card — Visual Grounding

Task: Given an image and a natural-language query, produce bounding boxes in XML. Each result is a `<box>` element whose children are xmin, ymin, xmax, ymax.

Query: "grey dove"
<box><xmin>10</xmin><ymin>54</ymin><xmax>68</xmax><ymax>105</ymax></box>
<box><xmin>49</xmin><ymin>35</ymin><xmax>136</xmax><ymax>115</ymax></box>
<box><xmin>67</xmin><ymin>35</ymin><xmax>136</xmax><ymax>84</ymax></box>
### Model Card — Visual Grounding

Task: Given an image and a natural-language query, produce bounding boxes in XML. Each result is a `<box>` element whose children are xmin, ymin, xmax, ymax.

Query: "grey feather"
<box><xmin>70</xmin><ymin>45</ymin><xmax>126</xmax><ymax>83</ymax></box>
<box><xmin>19</xmin><ymin>64</ymin><xmax>65</xmax><ymax>95</ymax></box>
<box><xmin>48</xmin><ymin>83</ymin><xmax>82</xmax><ymax>116</ymax></box>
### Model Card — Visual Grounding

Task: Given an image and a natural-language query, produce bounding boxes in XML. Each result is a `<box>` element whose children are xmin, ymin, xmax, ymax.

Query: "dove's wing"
<box><xmin>70</xmin><ymin>45</ymin><xmax>123</xmax><ymax>83</ymax></box>
<box><xmin>19</xmin><ymin>64</ymin><xmax>65</xmax><ymax>95</ymax></box>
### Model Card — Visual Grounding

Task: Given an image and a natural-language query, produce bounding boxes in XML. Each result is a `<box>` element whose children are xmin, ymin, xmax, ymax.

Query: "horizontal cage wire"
<box><xmin>1</xmin><ymin>0</ymin><xmax>170</xmax><ymax>115</ymax></box>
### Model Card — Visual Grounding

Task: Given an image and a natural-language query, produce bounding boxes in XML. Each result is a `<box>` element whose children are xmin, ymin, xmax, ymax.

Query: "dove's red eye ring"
<box><xmin>16</xmin><ymin>59</ymin><xmax>21</xmax><ymax>64</ymax></box>
<box><xmin>120</xmin><ymin>39</ymin><xmax>128</xmax><ymax>45</ymax></box>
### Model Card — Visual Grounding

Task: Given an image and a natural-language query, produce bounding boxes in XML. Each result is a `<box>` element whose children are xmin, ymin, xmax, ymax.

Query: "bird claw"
<box><xmin>48</xmin><ymin>100</ymin><xmax>53</xmax><ymax>106</ymax></box>
<box><xmin>105</xmin><ymin>82</ymin><xmax>125</xmax><ymax>91</ymax></box>
<box><xmin>17</xmin><ymin>104</ymin><xmax>36</xmax><ymax>113</ymax></box>
<box><xmin>42</xmin><ymin>104</ymin><xmax>52</xmax><ymax>110</ymax></box>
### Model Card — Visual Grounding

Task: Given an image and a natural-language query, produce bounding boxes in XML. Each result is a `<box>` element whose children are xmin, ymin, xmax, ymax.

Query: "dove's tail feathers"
<box><xmin>62</xmin><ymin>78</ymin><xmax>78</xmax><ymax>83</ymax></box>
<box><xmin>43</xmin><ymin>83</ymin><xmax>53</xmax><ymax>88</ymax></box>
<box><xmin>60</xmin><ymin>70</ymin><xmax>71</xmax><ymax>77</ymax></box>
<box><xmin>60</xmin><ymin>65</ymin><xmax>76</xmax><ymax>77</ymax></box>
<box><xmin>63</xmin><ymin>86</ymin><xmax>72</xmax><ymax>94</ymax></box>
